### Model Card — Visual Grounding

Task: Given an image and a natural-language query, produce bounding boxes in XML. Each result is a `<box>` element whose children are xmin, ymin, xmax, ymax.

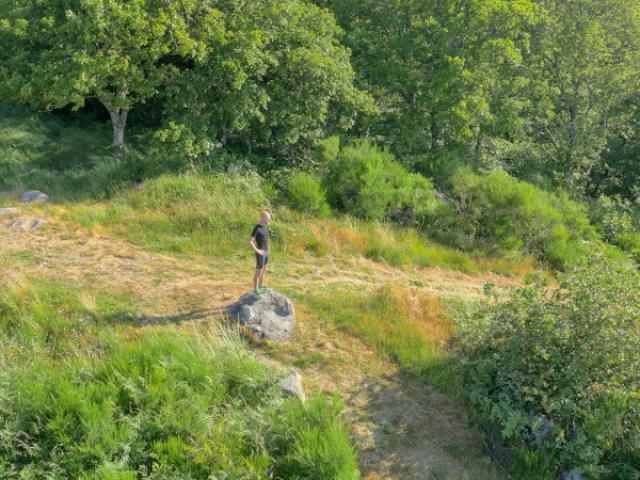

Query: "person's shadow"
<box><xmin>102</xmin><ymin>307</ymin><xmax>227</xmax><ymax>326</ymax></box>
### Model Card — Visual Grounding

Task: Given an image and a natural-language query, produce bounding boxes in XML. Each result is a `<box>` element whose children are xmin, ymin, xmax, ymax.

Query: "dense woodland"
<box><xmin>2</xmin><ymin>0</ymin><xmax>640</xmax><ymax>199</ymax></box>
<box><xmin>1</xmin><ymin>1</ymin><xmax>640</xmax><ymax>479</ymax></box>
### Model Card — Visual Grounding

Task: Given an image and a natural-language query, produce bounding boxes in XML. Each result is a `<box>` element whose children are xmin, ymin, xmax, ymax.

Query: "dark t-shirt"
<box><xmin>251</xmin><ymin>224</ymin><xmax>269</xmax><ymax>252</ymax></box>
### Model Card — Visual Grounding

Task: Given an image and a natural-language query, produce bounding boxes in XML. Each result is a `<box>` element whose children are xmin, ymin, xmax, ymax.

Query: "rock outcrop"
<box><xmin>226</xmin><ymin>290</ymin><xmax>295</xmax><ymax>343</ymax></box>
<box><xmin>9</xmin><ymin>218</ymin><xmax>48</xmax><ymax>230</ymax></box>
<box><xmin>20</xmin><ymin>190</ymin><xmax>49</xmax><ymax>203</ymax></box>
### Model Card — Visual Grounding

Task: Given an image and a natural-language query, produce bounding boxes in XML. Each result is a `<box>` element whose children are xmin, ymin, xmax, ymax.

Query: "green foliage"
<box><xmin>521</xmin><ymin>0</ymin><xmax>640</xmax><ymax>194</ymax></box>
<box><xmin>325</xmin><ymin>140</ymin><xmax>437</xmax><ymax>221</ymax></box>
<box><xmin>0</xmin><ymin>0</ymin><xmax>214</xmax><ymax>148</ymax></box>
<box><xmin>269</xmin><ymin>396</ymin><xmax>359</xmax><ymax>479</ymax></box>
<box><xmin>317</xmin><ymin>0</ymin><xmax>539</xmax><ymax>170</ymax></box>
<box><xmin>0</xmin><ymin>0</ymin><xmax>368</xmax><ymax>154</ymax></box>
<box><xmin>158</xmin><ymin>0</ymin><xmax>370</xmax><ymax>161</ymax></box>
<box><xmin>589</xmin><ymin>196</ymin><xmax>640</xmax><ymax>263</ymax></box>
<box><xmin>0</xmin><ymin>280</ymin><xmax>360</xmax><ymax>479</ymax></box>
<box><xmin>428</xmin><ymin>167</ymin><xmax>598</xmax><ymax>269</ymax></box>
<box><xmin>0</xmin><ymin>104</ymin><xmax>129</xmax><ymax>198</ymax></box>
<box><xmin>286</xmin><ymin>172</ymin><xmax>331</xmax><ymax>216</ymax></box>
<box><xmin>589</xmin><ymin>196</ymin><xmax>638</xmax><ymax>243</ymax></box>
<box><xmin>459</xmin><ymin>258</ymin><xmax>640</xmax><ymax>478</ymax></box>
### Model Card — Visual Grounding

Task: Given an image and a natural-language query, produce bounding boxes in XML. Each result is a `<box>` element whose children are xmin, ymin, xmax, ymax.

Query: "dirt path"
<box><xmin>1</xmin><ymin>214</ymin><xmax>507</xmax><ymax>479</ymax></box>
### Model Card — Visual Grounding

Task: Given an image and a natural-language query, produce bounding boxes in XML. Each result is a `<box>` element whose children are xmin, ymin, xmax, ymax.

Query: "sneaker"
<box><xmin>253</xmin><ymin>290</ymin><xmax>262</xmax><ymax>299</ymax></box>
<box><xmin>258</xmin><ymin>286</ymin><xmax>269</xmax><ymax>292</ymax></box>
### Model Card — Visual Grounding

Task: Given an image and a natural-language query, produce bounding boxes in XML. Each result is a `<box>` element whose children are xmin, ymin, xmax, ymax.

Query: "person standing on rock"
<box><xmin>248</xmin><ymin>211</ymin><xmax>271</xmax><ymax>297</ymax></box>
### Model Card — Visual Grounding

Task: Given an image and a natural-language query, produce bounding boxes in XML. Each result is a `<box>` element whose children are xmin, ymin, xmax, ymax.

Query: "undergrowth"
<box><xmin>52</xmin><ymin>173</ymin><xmax>535</xmax><ymax>277</ymax></box>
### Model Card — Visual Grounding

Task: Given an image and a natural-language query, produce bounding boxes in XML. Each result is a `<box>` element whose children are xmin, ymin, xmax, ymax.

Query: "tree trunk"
<box><xmin>108</xmin><ymin>108</ymin><xmax>129</xmax><ymax>151</ymax></box>
<box><xmin>98</xmin><ymin>94</ymin><xmax>129</xmax><ymax>151</ymax></box>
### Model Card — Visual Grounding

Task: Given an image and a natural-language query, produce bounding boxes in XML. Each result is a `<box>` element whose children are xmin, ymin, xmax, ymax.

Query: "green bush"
<box><xmin>286</xmin><ymin>172</ymin><xmax>331</xmax><ymax>216</ymax></box>
<box><xmin>589</xmin><ymin>196</ymin><xmax>640</xmax><ymax>264</ymax></box>
<box><xmin>427</xmin><ymin>167</ymin><xmax>598</xmax><ymax>269</ymax></box>
<box><xmin>615</xmin><ymin>232</ymin><xmax>640</xmax><ymax>263</ymax></box>
<box><xmin>324</xmin><ymin>140</ymin><xmax>437</xmax><ymax>222</ymax></box>
<box><xmin>589</xmin><ymin>196</ymin><xmax>638</xmax><ymax>243</ymax></box>
<box><xmin>459</xmin><ymin>258</ymin><xmax>640</xmax><ymax>478</ymax></box>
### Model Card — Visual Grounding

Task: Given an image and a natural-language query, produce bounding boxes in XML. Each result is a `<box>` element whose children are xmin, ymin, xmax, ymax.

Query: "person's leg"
<box><xmin>258</xmin><ymin>265</ymin><xmax>267</xmax><ymax>289</ymax></box>
<box><xmin>253</xmin><ymin>268</ymin><xmax>261</xmax><ymax>291</ymax></box>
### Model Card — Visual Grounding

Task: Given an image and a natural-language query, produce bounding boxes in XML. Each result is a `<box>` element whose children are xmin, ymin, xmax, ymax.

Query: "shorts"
<box><xmin>255</xmin><ymin>251</ymin><xmax>269</xmax><ymax>269</ymax></box>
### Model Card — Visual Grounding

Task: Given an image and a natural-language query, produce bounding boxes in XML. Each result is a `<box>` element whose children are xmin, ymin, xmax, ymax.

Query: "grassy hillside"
<box><xmin>2</xmin><ymin>107</ymin><xmax>639</xmax><ymax>479</ymax></box>
<box><xmin>0</xmin><ymin>279</ymin><xmax>359</xmax><ymax>479</ymax></box>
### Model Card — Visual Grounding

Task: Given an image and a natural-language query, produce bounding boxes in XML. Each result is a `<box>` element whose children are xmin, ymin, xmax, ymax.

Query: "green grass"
<box><xmin>0</xmin><ymin>103</ymin><xmax>537</xmax><ymax>275</ymax></box>
<box><xmin>0</xmin><ymin>278</ymin><xmax>360</xmax><ymax>479</ymax></box>
<box><xmin>0</xmin><ymin>104</ymin><xmax>136</xmax><ymax>200</ymax></box>
<box><xmin>302</xmin><ymin>285</ymin><xmax>460</xmax><ymax>393</ymax></box>
<box><xmin>48</xmin><ymin>172</ymin><xmax>536</xmax><ymax>276</ymax></box>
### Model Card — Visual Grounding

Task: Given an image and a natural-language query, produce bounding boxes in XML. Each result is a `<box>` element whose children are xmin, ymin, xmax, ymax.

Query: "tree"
<box><xmin>0</xmin><ymin>0</ymin><xmax>215</xmax><ymax>150</ymax></box>
<box><xmin>160</xmin><ymin>0</ymin><xmax>370</xmax><ymax>163</ymax></box>
<box><xmin>519</xmin><ymin>0</ymin><xmax>640</xmax><ymax>194</ymax></box>
<box><xmin>315</xmin><ymin>0</ymin><xmax>538</xmax><ymax>173</ymax></box>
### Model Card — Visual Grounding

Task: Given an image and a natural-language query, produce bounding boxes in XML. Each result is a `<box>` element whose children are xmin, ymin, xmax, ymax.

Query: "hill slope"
<box><xmin>0</xmin><ymin>203</ymin><xmax>520</xmax><ymax>479</ymax></box>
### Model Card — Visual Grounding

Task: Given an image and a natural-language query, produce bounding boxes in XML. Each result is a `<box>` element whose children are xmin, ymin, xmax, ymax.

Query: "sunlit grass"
<box><xmin>303</xmin><ymin>284</ymin><xmax>460</xmax><ymax>393</ymax></box>
<box><xmin>47</xmin><ymin>173</ymin><xmax>538</xmax><ymax>277</ymax></box>
<box><xmin>0</xmin><ymin>277</ymin><xmax>359</xmax><ymax>478</ymax></box>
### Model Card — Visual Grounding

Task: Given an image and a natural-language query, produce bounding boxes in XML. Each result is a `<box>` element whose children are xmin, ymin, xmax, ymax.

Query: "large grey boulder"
<box><xmin>20</xmin><ymin>190</ymin><xmax>49</xmax><ymax>203</ymax></box>
<box><xmin>226</xmin><ymin>290</ymin><xmax>295</xmax><ymax>343</ymax></box>
<box><xmin>280</xmin><ymin>370</ymin><xmax>306</xmax><ymax>403</ymax></box>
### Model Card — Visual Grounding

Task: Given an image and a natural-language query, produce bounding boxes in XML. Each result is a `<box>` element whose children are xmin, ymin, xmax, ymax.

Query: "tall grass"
<box><xmin>303</xmin><ymin>285</ymin><xmax>459</xmax><ymax>391</ymax></box>
<box><xmin>0</xmin><ymin>278</ymin><xmax>360</xmax><ymax>478</ymax></box>
<box><xmin>55</xmin><ymin>172</ymin><xmax>535</xmax><ymax>276</ymax></box>
<box><xmin>1</xmin><ymin>104</ymin><xmax>538</xmax><ymax>274</ymax></box>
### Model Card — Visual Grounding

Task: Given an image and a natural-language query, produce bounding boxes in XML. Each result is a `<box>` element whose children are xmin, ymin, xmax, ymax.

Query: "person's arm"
<box><xmin>248</xmin><ymin>226</ymin><xmax>264</xmax><ymax>255</ymax></box>
<box><xmin>248</xmin><ymin>236</ymin><xmax>264</xmax><ymax>255</ymax></box>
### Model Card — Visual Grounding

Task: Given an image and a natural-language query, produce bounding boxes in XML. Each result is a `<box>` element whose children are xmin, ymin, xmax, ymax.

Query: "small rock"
<box><xmin>226</xmin><ymin>290</ymin><xmax>296</xmax><ymax>343</ymax></box>
<box><xmin>0</xmin><ymin>207</ymin><xmax>19</xmax><ymax>217</ymax></box>
<box><xmin>563</xmin><ymin>469</ymin><xmax>586</xmax><ymax>480</ymax></box>
<box><xmin>31</xmin><ymin>218</ymin><xmax>48</xmax><ymax>229</ymax></box>
<box><xmin>280</xmin><ymin>370</ymin><xmax>306</xmax><ymax>403</ymax></box>
<box><xmin>9</xmin><ymin>218</ymin><xmax>48</xmax><ymax>230</ymax></box>
<box><xmin>20</xmin><ymin>190</ymin><xmax>49</xmax><ymax>203</ymax></box>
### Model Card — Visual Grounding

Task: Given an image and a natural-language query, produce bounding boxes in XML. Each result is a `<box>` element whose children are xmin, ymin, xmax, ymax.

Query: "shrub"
<box><xmin>427</xmin><ymin>167</ymin><xmax>598</xmax><ymax>269</ymax></box>
<box><xmin>286</xmin><ymin>172</ymin><xmax>331</xmax><ymax>216</ymax></box>
<box><xmin>615</xmin><ymin>232</ymin><xmax>640</xmax><ymax>263</ymax></box>
<box><xmin>589</xmin><ymin>196</ymin><xmax>637</xmax><ymax>243</ymax></box>
<box><xmin>459</xmin><ymin>257</ymin><xmax>640</xmax><ymax>478</ymax></box>
<box><xmin>324</xmin><ymin>140</ymin><xmax>437</xmax><ymax>222</ymax></box>
<box><xmin>589</xmin><ymin>196</ymin><xmax>640</xmax><ymax>264</ymax></box>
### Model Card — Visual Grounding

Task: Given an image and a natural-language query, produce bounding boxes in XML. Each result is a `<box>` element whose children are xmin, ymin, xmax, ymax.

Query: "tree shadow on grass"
<box><xmin>346</xmin><ymin>370</ymin><xmax>501</xmax><ymax>480</ymax></box>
